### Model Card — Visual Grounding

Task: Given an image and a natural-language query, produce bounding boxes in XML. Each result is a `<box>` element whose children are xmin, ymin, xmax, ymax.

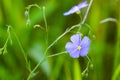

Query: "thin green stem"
<box><xmin>27</xmin><ymin>0</ymin><xmax>94</xmax><ymax>78</ymax></box>
<box><xmin>27</xmin><ymin>51</ymin><xmax>67</xmax><ymax>80</ymax></box>
<box><xmin>81</xmin><ymin>0</ymin><xmax>93</xmax><ymax>24</ymax></box>
<box><xmin>77</xmin><ymin>0</ymin><xmax>93</xmax><ymax>33</ymax></box>
<box><xmin>100</xmin><ymin>18</ymin><xmax>117</xmax><ymax>24</ymax></box>
<box><xmin>43</xmin><ymin>6</ymin><xmax>48</xmax><ymax>46</ymax></box>
<box><xmin>27</xmin><ymin>24</ymin><xmax>80</xmax><ymax>80</ymax></box>
<box><xmin>7</xmin><ymin>25</ymin><xmax>12</xmax><ymax>44</ymax></box>
<box><xmin>81</xmin><ymin>56</ymin><xmax>93</xmax><ymax>77</ymax></box>
<box><xmin>1</xmin><ymin>36</ymin><xmax>9</xmax><ymax>55</ymax></box>
<box><xmin>77</xmin><ymin>24</ymin><xmax>82</xmax><ymax>33</ymax></box>
<box><xmin>80</xmin><ymin>0</ymin><xmax>93</xmax><ymax>75</ymax></box>
<box><xmin>84</xmin><ymin>23</ymin><xmax>94</xmax><ymax>33</ymax></box>
<box><xmin>11</xmin><ymin>27</ymin><xmax>31</xmax><ymax>72</ymax></box>
<box><xmin>82</xmin><ymin>60</ymin><xmax>90</xmax><ymax>76</ymax></box>
<box><xmin>26</xmin><ymin>4</ymin><xmax>48</xmax><ymax>46</ymax></box>
<box><xmin>27</xmin><ymin>57</ymin><xmax>45</xmax><ymax>80</ymax></box>
<box><xmin>43</xmin><ymin>6</ymin><xmax>48</xmax><ymax>32</ymax></box>
<box><xmin>26</xmin><ymin>4</ymin><xmax>42</xmax><ymax>10</ymax></box>
<box><xmin>25</xmin><ymin>4</ymin><xmax>42</xmax><ymax>27</ymax></box>
<box><xmin>13</xmin><ymin>32</ymin><xmax>28</xmax><ymax>64</ymax></box>
<box><xmin>0</xmin><ymin>25</ymin><xmax>12</xmax><ymax>55</ymax></box>
<box><xmin>86</xmin><ymin>55</ymin><xmax>92</xmax><ymax>64</ymax></box>
<box><xmin>47</xmin><ymin>51</ymin><xmax>67</xmax><ymax>58</ymax></box>
<box><xmin>3</xmin><ymin>34</ymin><xmax>9</xmax><ymax>49</ymax></box>
<box><xmin>45</xmin><ymin>24</ymin><xmax>80</xmax><ymax>53</ymax></box>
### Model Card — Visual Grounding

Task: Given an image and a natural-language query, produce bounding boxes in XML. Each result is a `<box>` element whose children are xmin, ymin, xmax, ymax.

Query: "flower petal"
<box><xmin>65</xmin><ymin>42</ymin><xmax>76</xmax><ymax>53</ymax></box>
<box><xmin>63</xmin><ymin>6</ymin><xmax>79</xmax><ymax>16</ymax></box>
<box><xmin>80</xmin><ymin>36</ymin><xmax>90</xmax><ymax>48</ymax></box>
<box><xmin>70</xmin><ymin>34</ymin><xmax>81</xmax><ymax>45</ymax></box>
<box><xmin>69</xmin><ymin>49</ymin><xmax>80</xmax><ymax>58</ymax></box>
<box><xmin>79</xmin><ymin>47</ymin><xmax>89</xmax><ymax>57</ymax></box>
<box><xmin>77</xmin><ymin>1</ymin><xmax>88</xmax><ymax>10</ymax></box>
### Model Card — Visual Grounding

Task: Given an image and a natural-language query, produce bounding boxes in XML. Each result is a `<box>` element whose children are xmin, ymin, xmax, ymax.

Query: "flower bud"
<box><xmin>25</xmin><ymin>10</ymin><xmax>29</xmax><ymax>18</ymax></box>
<box><xmin>90</xmin><ymin>64</ymin><xmax>94</xmax><ymax>70</ymax></box>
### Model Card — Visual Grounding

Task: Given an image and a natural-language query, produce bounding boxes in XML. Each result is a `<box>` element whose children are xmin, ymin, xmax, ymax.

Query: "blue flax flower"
<box><xmin>63</xmin><ymin>1</ymin><xmax>88</xmax><ymax>16</ymax></box>
<box><xmin>65</xmin><ymin>34</ymin><xmax>90</xmax><ymax>58</ymax></box>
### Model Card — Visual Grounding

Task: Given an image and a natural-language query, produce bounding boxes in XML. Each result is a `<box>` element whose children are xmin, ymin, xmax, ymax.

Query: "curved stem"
<box><xmin>82</xmin><ymin>56</ymin><xmax>92</xmax><ymax>76</ymax></box>
<box><xmin>27</xmin><ymin>0</ymin><xmax>94</xmax><ymax>78</ymax></box>
<box><xmin>43</xmin><ymin>6</ymin><xmax>48</xmax><ymax>47</ymax></box>
<box><xmin>43</xmin><ymin>6</ymin><xmax>48</xmax><ymax>32</ymax></box>
<box><xmin>100</xmin><ymin>18</ymin><xmax>117</xmax><ymax>24</ymax></box>
<box><xmin>27</xmin><ymin>24</ymin><xmax>80</xmax><ymax>80</ymax></box>
<box><xmin>86</xmin><ymin>55</ymin><xmax>92</xmax><ymax>64</ymax></box>
<box><xmin>82</xmin><ymin>60</ymin><xmax>90</xmax><ymax>76</ymax></box>
<box><xmin>27</xmin><ymin>57</ymin><xmax>45</xmax><ymax>80</ymax></box>
<box><xmin>81</xmin><ymin>0</ymin><xmax>93</xmax><ymax>24</ymax></box>
<box><xmin>27</xmin><ymin>51</ymin><xmax>67</xmax><ymax>80</ymax></box>
<box><xmin>11</xmin><ymin>27</ymin><xmax>31</xmax><ymax>72</ymax></box>
<box><xmin>45</xmin><ymin>24</ymin><xmax>80</xmax><ymax>53</ymax></box>
<box><xmin>47</xmin><ymin>51</ymin><xmax>67</xmax><ymax>58</ymax></box>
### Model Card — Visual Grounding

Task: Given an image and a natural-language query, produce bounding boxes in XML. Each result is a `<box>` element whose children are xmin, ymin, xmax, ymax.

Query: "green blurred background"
<box><xmin>0</xmin><ymin>0</ymin><xmax>120</xmax><ymax>80</ymax></box>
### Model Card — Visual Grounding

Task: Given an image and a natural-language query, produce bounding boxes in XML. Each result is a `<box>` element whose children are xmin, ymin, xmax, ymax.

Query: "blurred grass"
<box><xmin>0</xmin><ymin>0</ymin><xmax>120</xmax><ymax>80</ymax></box>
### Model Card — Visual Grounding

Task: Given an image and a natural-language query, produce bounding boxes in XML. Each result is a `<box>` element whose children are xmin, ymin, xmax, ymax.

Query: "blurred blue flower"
<box><xmin>63</xmin><ymin>1</ymin><xmax>88</xmax><ymax>16</ymax></box>
<box><xmin>65</xmin><ymin>34</ymin><xmax>90</xmax><ymax>58</ymax></box>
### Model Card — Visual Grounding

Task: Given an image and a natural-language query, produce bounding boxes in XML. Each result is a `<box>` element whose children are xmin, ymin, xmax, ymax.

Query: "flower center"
<box><xmin>77</xmin><ymin>46</ymin><xmax>81</xmax><ymax>50</ymax></box>
<box><xmin>76</xmin><ymin>11</ymin><xmax>81</xmax><ymax>15</ymax></box>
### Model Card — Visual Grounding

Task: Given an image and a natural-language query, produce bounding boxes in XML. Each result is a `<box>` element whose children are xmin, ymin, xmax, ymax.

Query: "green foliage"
<box><xmin>0</xmin><ymin>0</ymin><xmax>119</xmax><ymax>80</ymax></box>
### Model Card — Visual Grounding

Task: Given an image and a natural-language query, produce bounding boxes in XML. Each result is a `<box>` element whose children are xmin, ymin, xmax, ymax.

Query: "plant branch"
<box><xmin>27</xmin><ymin>24</ymin><xmax>80</xmax><ymax>80</ymax></box>
<box><xmin>81</xmin><ymin>0</ymin><xmax>93</xmax><ymax>24</ymax></box>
